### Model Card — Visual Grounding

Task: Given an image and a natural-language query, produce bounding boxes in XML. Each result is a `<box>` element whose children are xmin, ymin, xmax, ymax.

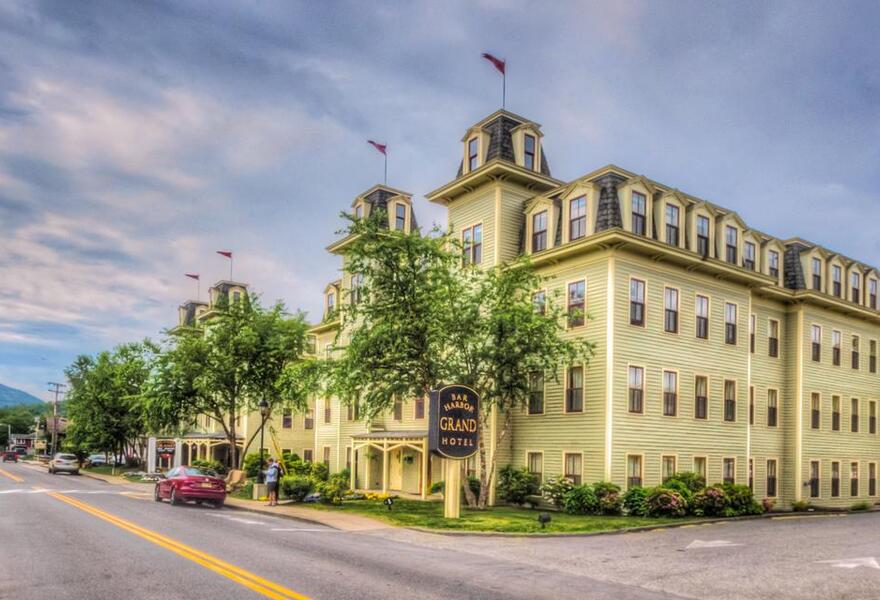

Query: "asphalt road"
<box><xmin>2</xmin><ymin>461</ymin><xmax>880</xmax><ymax>600</ymax></box>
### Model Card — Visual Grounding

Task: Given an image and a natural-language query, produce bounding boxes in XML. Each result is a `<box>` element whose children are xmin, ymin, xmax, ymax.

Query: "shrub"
<box><xmin>661</xmin><ymin>479</ymin><xmax>695</xmax><ymax>506</ymax></box>
<box><xmin>721</xmin><ymin>483</ymin><xmax>763</xmax><ymax>516</ymax></box>
<box><xmin>427</xmin><ymin>477</ymin><xmax>481</xmax><ymax>498</ymax></box>
<box><xmin>466</xmin><ymin>476</ymin><xmax>481</xmax><ymax>498</ymax></box>
<box><xmin>191</xmin><ymin>459</ymin><xmax>226</xmax><ymax>476</ymax></box>
<box><xmin>562</xmin><ymin>484</ymin><xmax>599</xmax><ymax>515</ymax></box>
<box><xmin>287</xmin><ymin>459</ymin><xmax>313</xmax><ymax>478</ymax></box>
<box><xmin>762</xmin><ymin>497</ymin><xmax>776</xmax><ymax>512</ymax></box>
<box><xmin>540</xmin><ymin>476</ymin><xmax>575</xmax><ymax>508</ymax></box>
<box><xmin>280</xmin><ymin>476</ymin><xmax>313</xmax><ymax>502</ymax></box>
<box><xmin>622</xmin><ymin>486</ymin><xmax>651</xmax><ymax>516</ymax></box>
<box><xmin>664</xmin><ymin>472</ymin><xmax>705</xmax><ymax>494</ymax></box>
<box><xmin>430</xmin><ymin>480</ymin><xmax>444</xmax><ymax>495</ymax></box>
<box><xmin>791</xmin><ymin>500</ymin><xmax>812</xmax><ymax>512</ymax></box>
<box><xmin>498</xmin><ymin>466</ymin><xmax>540</xmax><ymax>505</ymax></box>
<box><xmin>851</xmin><ymin>501</ymin><xmax>871</xmax><ymax>511</ymax></box>
<box><xmin>242</xmin><ymin>452</ymin><xmax>268</xmax><ymax>478</ymax></box>
<box><xmin>310</xmin><ymin>461</ymin><xmax>330</xmax><ymax>482</ymax></box>
<box><xmin>692</xmin><ymin>485</ymin><xmax>727</xmax><ymax>517</ymax></box>
<box><xmin>591</xmin><ymin>481</ymin><xmax>622</xmax><ymax>515</ymax></box>
<box><xmin>317</xmin><ymin>474</ymin><xmax>349</xmax><ymax>504</ymax></box>
<box><xmin>646</xmin><ymin>487</ymin><xmax>687</xmax><ymax>517</ymax></box>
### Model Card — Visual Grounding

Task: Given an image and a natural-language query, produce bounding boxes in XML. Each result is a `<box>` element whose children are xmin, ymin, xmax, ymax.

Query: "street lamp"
<box><xmin>257</xmin><ymin>399</ymin><xmax>269</xmax><ymax>484</ymax></box>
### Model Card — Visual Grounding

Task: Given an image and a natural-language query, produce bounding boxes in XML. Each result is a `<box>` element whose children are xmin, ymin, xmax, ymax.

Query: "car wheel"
<box><xmin>154</xmin><ymin>486</ymin><xmax>162</xmax><ymax>502</ymax></box>
<box><xmin>213</xmin><ymin>499</ymin><xmax>225</xmax><ymax>509</ymax></box>
<box><xmin>170</xmin><ymin>487</ymin><xmax>180</xmax><ymax>506</ymax></box>
<box><xmin>49</xmin><ymin>468</ymin><xmax>54</xmax><ymax>474</ymax></box>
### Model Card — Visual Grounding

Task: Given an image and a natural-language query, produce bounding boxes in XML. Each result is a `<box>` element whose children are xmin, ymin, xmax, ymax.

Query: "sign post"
<box><xmin>429</xmin><ymin>385</ymin><xmax>480</xmax><ymax>519</ymax></box>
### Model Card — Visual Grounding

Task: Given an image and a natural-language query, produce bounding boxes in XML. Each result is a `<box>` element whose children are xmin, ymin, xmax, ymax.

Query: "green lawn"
<box><xmin>304</xmin><ymin>499</ymin><xmax>692</xmax><ymax>534</ymax></box>
<box><xmin>82</xmin><ymin>465</ymin><xmax>155</xmax><ymax>484</ymax></box>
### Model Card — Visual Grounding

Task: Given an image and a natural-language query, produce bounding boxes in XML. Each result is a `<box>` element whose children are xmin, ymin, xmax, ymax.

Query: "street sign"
<box><xmin>428</xmin><ymin>385</ymin><xmax>480</xmax><ymax>459</ymax></box>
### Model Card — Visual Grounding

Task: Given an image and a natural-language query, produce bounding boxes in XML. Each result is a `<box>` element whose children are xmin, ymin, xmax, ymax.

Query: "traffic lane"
<box><xmin>380</xmin><ymin>512</ymin><xmax>880</xmax><ymax>600</ymax></box>
<box><xmin>0</xmin><ymin>474</ymin><xmax>273</xmax><ymax>600</ymax></box>
<box><xmin>62</xmin><ymin>478</ymin><xmax>679</xmax><ymax>600</ymax></box>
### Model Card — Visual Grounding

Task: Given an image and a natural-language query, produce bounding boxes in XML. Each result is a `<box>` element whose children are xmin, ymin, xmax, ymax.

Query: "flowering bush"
<box><xmin>591</xmin><ymin>481</ymin><xmax>623</xmax><ymax>515</ymax></box>
<box><xmin>498</xmin><ymin>466</ymin><xmax>540</xmax><ymax>505</ymax></box>
<box><xmin>646</xmin><ymin>487</ymin><xmax>687</xmax><ymax>517</ymax></box>
<box><xmin>540</xmin><ymin>476</ymin><xmax>575</xmax><ymax>508</ymax></box>
<box><xmin>721</xmin><ymin>483</ymin><xmax>763</xmax><ymax>516</ymax></box>
<box><xmin>562</xmin><ymin>485</ymin><xmax>599</xmax><ymax>515</ymax></box>
<box><xmin>692</xmin><ymin>485</ymin><xmax>727</xmax><ymax>517</ymax></box>
<box><xmin>622</xmin><ymin>486</ymin><xmax>651</xmax><ymax>516</ymax></box>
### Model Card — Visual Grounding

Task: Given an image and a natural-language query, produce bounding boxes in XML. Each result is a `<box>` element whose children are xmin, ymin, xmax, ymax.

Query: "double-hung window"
<box><xmin>743</xmin><ymin>242</ymin><xmax>756</xmax><ymax>270</ymax></box>
<box><xmin>723</xmin><ymin>458</ymin><xmax>735</xmax><ymax>484</ymax></box>
<box><xmin>811</xmin><ymin>393</ymin><xmax>820</xmax><ymax>429</ymax></box>
<box><xmin>852</xmin><ymin>398</ymin><xmax>860</xmax><ymax>433</ymax></box>
<box><xmin>871</xmin><ymin>279</ymin><xmax>878</xmax><ymax>309</ymax></box>
<box><xmin>852</xmin><ymin>336</ymin><xmax>860</xmax><ymax>369</ymax></box>
<box><xmin>392</xmin><ymin>399</ymin><xmax>402</xmax><ymax>421</ymax></box>
<box><xmin>832</xmin><ymin>396</ymin><xmax>841</xmax><ymax>431</ymax></box>
<box><xmin>533</xmin><ymin>290</ymin><xmax>546</xmax><ymax>315</ymax></box>
<box><xmin>564</xmin><ymin>453</ymin><xmax>582</xmax><ymax>485</ymax></box>
<box><xmin>833</xmin><ymin>265</ymin><xmax>842</xmax><ymax>297</ymax></box>
<box><xmin>663</xmin><ymin>371</ymin><xmax>677</xmax><ymax>416</ymax></box>
<box><xmin>724</xmin><ymin>380</ymin><xmax>736</xmax><ymax>422</ymax></box>
<box><xmin>467</xmin><ymin>137</ymin><xmax>479</xmax><ymax>171</ymax></box>
<box><xmin>665</xmin><ymin>204</ymin><xmax>679</xmax><ymax>246</ymax></box>
<box><xmin>767</xmin><ymin>389</ymin><xmax>778</xmax><ymax>427</ymax></box>
<box><xmin>749</xmin><ymin>314</ymin><xmax>756</xmax><ymax>353</ymax></box>
<box><xmin>871</xmin><ymin>464</ymin><xmax>878</xmax><ymax>496</ymax></box>
<box><xmin>629</xmin><ymin>279</ymin><xmax>645</xmax><ymax>326</ymax></box>
<box><xmin>569</xmin><ymin>196</ymin><xmax>587</xmax><ymax>241</ymax></box>
<box><xmin>282</xmin><ymin>409</ymin><xmax>292</xmax><ymax>429</ymax></box>
<box><xmin>725</xmin><ymin>226</ymin><xmax>738</xmax><ymax>264</ymax></box>
<box><xmin>871</xmin><ymin>401</ymin><xmax>877</xmax><ymax>434</ymax></box>
<box><xmin>812</xmin><ymin>325</ymin><xmax>822</xmax><ymax>361</ymax></box>
<box><xmin>725</xmin><ymin>303</ymin><xmax>737</xmax><ymax>345</ymax></box>
<box><xmin>749</xmin><ymin>386</ymin><xmax>755</xmax><ymax>425</ymax></box>
<box><xmin>304</xmin><ymin>409</ymin><xmax>314</xmax><ymax>430</ymax></box>
<box><xmin>415</xmin><ymin>397</ymin><xmax>425</xmax><ymax>419</ymax></box>
<box><xmin>568</xmin><ymin>280</ymin><xmax>585</xmax><ymax>327</ymax></box>
<box><xmin>769</xmin><ymin>250</ymin><xmax>780</xmax><ymax>278</ymax></box>
<box><xmin>769</xmin><ymin>319</ymin><xmax>779</xmax><ymax>357</ymax></box>
<box><xmin>767</xmin><ymin>460</ymin><xmax>778</xmax><ymax>497</ymax></box>
<box><xmin>631</xmin><ymin>192</ymin><xmax>646</xmax><ymax>235</ymax></box>
<box><xmin>523</xmin><ymin>134</ymin><xmax>536</xmax><ymax>170</ymax></box>
<box><xmin>810</xmin><ymin>461</ymin><xmax>820</xmax><ymax>497</ymax></box>
<box><xmin>696</xmin><ymin>215</ymin><xmax>710</xmax><ymax>257</ymax></box>
<box><xmin>831</xmin><ymin>462</ymin><xmax>841</xmax><ymax>497</ymax></box>
<box><xmin>851</xmin><ymin>462</ymin><xmax>859</xmax><ymax>497</ymax></box>
<box><xmin>528</xmin><ymin>371</ymin><xmax>544</xmax><ymax>415</ymax></box>
<box><xmin>694</xmin><ymin>375</ymin><xmax>708</xmax><ymax>420</ymax></box>
<box><xmin>395</xmin><ymin>203</ymin><xmax>406</xmax><ymax>230</ymax></box>
<box><xmin>628</xmin><ymin>366</ymin><xmax>644</xmax><ymax>413</ymax></box>
<box><xmin>812</xmin><ymin>258</ymin><xmax>822</xmax><ymax>291</ymax></box>
<box><xmin>695</xmin><ymin>295</ymin><xmax>709</xmax><ymax>339</ymax></box>
<box><xmin>532</xmin><ymin>211</ymin><xmax>548</xmax><ymax>253</ymax></box>
<box><xmin>664</xmin><ymin>287</ymin><xmax>679</xmax><ymax>334</ymax></box>
<box><xmin>350</xmin><ymin>273</ymin><xmax>364</xmax><ymax>305</ymax></box>
<box><xmin>831</xmin><ymin>330</ymin><xmax>843</xmax><ymax>365</ymax></box>
<box><xmin>324</xmin><ymin>401</ymin><xmax>332</xmax><ymax>424</ymax></box>
<box><xmin>462</xmin><ymin>224</ymin><xmax>482</xmax><ymax>265</ymax></box>
<box><xmin>662</xmin><ymin>456</ymin><xmax>677</xmax><ymax>482</ymax></box>
<box><xmin>527</xmin><ymin>453</ymin><xmax>543</xmax><ymax>482</ymax></box>
<box><xmin>627</xmin><ymin>455</ymin><xmax>642</xmax><ymax>489</ymax></box>
<box><xmin>566</xmin><ymin>367</ymin><xmax>583</xmax><ymax>413</ymax></box>
<box><xmin>851</xmin><ymin>271</ymin><xmax>861</xmax><ymax>303</ymax></box>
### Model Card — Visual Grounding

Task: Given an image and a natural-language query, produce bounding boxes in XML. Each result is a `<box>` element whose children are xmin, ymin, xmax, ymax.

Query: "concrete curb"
<box><xmin>223</xmin><ymin>500</ymin><xmax>348</xmax><ymax>531</ymax></box>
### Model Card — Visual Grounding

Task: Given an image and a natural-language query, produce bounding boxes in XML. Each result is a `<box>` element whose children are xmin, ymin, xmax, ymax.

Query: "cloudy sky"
<box><xmin>1</xmin><ymin>1</ymin><xmax>879</xmax><ymax>400</ymax></box>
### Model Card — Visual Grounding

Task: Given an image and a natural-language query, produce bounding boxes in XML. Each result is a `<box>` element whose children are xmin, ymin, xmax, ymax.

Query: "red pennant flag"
<box><xmin>185</xmin><ymin>273</ymin><xmax>200</xmax><ymax>280</ymax></box>
<box><xmin>367</xmin><ymin>140</ymin><xmax>387</xmax><ymax>156</ymax></box>
<box><xmin>481</xmin><ymin>52</ymin><xmax>505</xmax><ymax>75</ymax></box>
<box><xmin>216</xmin><ymin>250</ymin><xmax>233</xmax><ymax>259</ymax></box>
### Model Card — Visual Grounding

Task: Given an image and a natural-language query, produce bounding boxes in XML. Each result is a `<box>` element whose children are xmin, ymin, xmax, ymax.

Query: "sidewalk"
<box><xmin>77</xmin><ymin>467</ymin><xmax>387</xmax><ymax>532</ymax></box>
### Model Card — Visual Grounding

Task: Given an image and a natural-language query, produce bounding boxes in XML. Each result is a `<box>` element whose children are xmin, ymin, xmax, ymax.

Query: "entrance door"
<box><xmin>389</xmin><ymin>449</ymin><xmax>403</xmax><ymax>490</ymax></box>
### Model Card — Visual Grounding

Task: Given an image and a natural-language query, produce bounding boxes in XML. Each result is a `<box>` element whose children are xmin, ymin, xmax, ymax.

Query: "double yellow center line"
<box><xmin>48</xmin><ymin>492</ymin><xmax>309</xmax><ymax>600</ymax></box>
<box><xmin>0</xmin><ymin>467</ymin><xmax>23</xmax><ymax>482</ymax></box>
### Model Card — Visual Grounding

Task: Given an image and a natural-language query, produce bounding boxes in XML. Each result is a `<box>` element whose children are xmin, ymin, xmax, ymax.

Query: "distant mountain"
<box><xmin>0</xmin><ymin>383</ymin><xmax>45</xmax><ymax>408</ymax></box>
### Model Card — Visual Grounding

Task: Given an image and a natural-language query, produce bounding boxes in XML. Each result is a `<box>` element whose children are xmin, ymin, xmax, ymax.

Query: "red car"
<box><xmin>2</xmin><ymin>451</ymin><xmax>17</xmax><ymax>463</ymax></box>
<box><xmin>154</xmin><ymin>466</ymin><xmax>226</xmax><ymax>508</ymax></box>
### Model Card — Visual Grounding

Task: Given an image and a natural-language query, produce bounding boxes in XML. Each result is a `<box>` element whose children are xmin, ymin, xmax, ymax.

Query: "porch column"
<box><xmin>350</xmin><ymin>449</ymin><xmax>357</xmax><ymax>490</ymax></box>
<box><xmin>420</xmin><ymin>443</ymin><xmax>428</xmax><ymax>500</ymax></box>
<box><xmin>381</xmin><ymin>442</ymin><xmax>389</xmax><ymax>495</ymax></box>
<box><xmin>365</xmin><ymin>448</ymin><xmax>372</xmax><ymax>491</ymax></box>
<box><xmin>146</xmin><ymin>437</ymin><xmax>157</xmax><ymax>472</ymax></box>
<box><xmin>173</xmin><ymin>439</ymin><xmax>183</xmax><ymax>468</ymax></box>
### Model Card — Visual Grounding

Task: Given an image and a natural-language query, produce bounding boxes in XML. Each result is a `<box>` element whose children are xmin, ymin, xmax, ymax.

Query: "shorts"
<box><xmin>267</xmin><ymin>481</ymin><xmax>278</xmax><ymax>493</ymax></box>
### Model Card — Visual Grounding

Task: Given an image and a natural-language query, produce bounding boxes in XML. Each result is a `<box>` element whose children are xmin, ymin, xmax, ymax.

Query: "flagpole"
<box><xmin>384</xmin><ymin>152</ymin><xmax>387</xmax><ymax>185</ymax></box>
<box><xmin>230</xmin><ymin>256</ymin><xmax>233</xmax><ymax>281</ymax></box>
<box><xmin>502</xmin><ymin>70</ymin><xmax>506</xmax><ymax>109</ymax></box>
<box><xmin>197</xmin><ymin>278</ymin><xmax>200</xmax><ymax>301</ymax></box>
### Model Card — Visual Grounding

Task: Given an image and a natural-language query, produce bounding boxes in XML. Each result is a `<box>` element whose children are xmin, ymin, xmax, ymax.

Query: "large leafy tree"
<box><xmin>64</xmin><ymin>341</ymin><xmax>158</xmax><ymax>467</ymax></box>
<box><xmin>0</xmin><ymin>404</ymin><xmax>44</xmax><ymax>448</ymax></box>
<box><xmin>327</xmin><ymin>210</ymin><xmax>593</xmax><ymax>508</ymax></box>
<box><xmin>145</xmin><ymin>294</ymin><xmax>308</xmax><ymax>469</ymax></box>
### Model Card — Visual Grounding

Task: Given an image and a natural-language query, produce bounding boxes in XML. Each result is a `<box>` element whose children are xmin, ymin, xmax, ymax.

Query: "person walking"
<box><xmin>265</xmin><ymin>457</ymin><xmax>281</xmax><ymax>506</ymax></box>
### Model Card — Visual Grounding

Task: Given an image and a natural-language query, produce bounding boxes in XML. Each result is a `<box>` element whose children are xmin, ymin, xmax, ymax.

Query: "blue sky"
<box><xmin>1</xmin><ymin>1</ymin><xmax>879</xmax><ymax>400</ymax></box>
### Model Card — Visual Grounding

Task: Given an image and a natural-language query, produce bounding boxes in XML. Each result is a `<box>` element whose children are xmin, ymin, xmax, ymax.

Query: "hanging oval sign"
<box><xmin>428</xmin><ymin>385</ymin><xmax>480</xmax><ymax>459</ymax></box>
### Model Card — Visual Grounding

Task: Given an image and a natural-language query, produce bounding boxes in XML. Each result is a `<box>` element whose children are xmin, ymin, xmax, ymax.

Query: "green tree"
<box><xmin>64</xmin><ymin>341</ymin><xmax>158</xmax><ymax>469</ymax></box>
<box><xmin>146</xmin><ymin>294</ymin><xmax>308</xmax><ymax>469</ymax></box>
<box><xmin>0</xmin><ymin>404</ymin><xmax>43</xmax><ymax>448</ymax></box>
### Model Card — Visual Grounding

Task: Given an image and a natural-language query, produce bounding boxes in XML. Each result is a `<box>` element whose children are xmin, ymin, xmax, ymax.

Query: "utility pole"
<box><xmin>47</xmin><ymin>382</ymin><xmax>66</xmax><ymax>457</ymax></box>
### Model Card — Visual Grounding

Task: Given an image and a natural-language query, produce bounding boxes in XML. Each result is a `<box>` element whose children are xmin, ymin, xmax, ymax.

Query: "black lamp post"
<box><xmin>257</xmin><ymin>399</ymin><xmax>269</xmax><ymax>484</ymax></box>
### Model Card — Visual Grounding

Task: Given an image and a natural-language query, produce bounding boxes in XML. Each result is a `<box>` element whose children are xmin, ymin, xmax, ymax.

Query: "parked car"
<box><xmin>86</xmin><ymin>454</ymin><xmax>108</xmax><ymax>466</ymax></box>
<box><xmin>2</xmin><ymin>451</ymin><xmax>17</xmax><ymax>463</ymax></box>
<box><xmin>48</xmin><ymin>453</ymin><xmax>80</xmax><ymax>475</ymax></box>
<box><xmin>154</xmin><ymin>466</ymin><xmax>226</xmax><ymax>508</ymax></box>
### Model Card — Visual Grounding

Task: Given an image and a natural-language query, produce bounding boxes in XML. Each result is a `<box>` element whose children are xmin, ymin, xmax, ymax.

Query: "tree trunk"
<box><xmin>477</xmin><ymin>408</ymin><xmax>512</xmax><ymax>509</ymax></box>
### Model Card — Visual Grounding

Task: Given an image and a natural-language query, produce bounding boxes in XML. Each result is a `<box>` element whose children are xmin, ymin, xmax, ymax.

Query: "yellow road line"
<box><xmin>48</xmin><ymin>492</ymin><xmax>309</xmax><ymax>600</ymax></box>
<box><xmin>0</xmin><ymin>467</ymin><xmax>23</xmax><ymax>482</ymax></box>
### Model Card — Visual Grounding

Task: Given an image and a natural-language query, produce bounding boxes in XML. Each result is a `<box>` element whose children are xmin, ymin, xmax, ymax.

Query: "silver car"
<box><xmin>48</xmin><ymin>453</ymin><xmax>80</xmax><ymax>475</ymax></box>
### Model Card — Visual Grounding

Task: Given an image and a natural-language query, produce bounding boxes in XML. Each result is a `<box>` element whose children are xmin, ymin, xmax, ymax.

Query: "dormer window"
<box><xmin>870</xmin><ymin>279</ymin><xmax>878</xmax><ymax>309</ymax></box>
<box><xmin>665</xmin><ymin>204</ymin><xmax>679</xmax><ymax>246</ymax></box>
<box><xmin>851</xmin><ymin>271</ymin><xmax>861</xmax><ymax>303</ymax></box>
<box><xmin>812</xmin><ymin>258</ymin><xmax>822</xmax><ymax>290</ymax></box>
<box><xmin>355</xmin><ymin>204</ymin><xmax>364</xmax><ymax>219</ymax></box>
<box><xmin>769</xmin><ymin>250</ymin><xmax>780</xmax><ymax>278</ymax></box>
<box><xmin>468</xmin><ymin>137</ymin><xmax>479</xmax><ymax>171</ymax></box>
<box><xmin>232</xmin><ymin>291</ymin><xmax>241</xmax><ymax>303</ymax></box>
<box><xmin>462</xmin><ymin>224</ymin><xmax>482</xmax><ymax>265</ymax></box>
<box><xmin>743</xmin><ymin>242</ymin><xmax>756</xmax><ymax>271</ymax></box>
<box><xmin>350</xmin><ymin>273</ymin><xmax>363</xmax><ymax>305</ymax></box>
<box><xmin>532</xmin><ymin>211</ymin><xmax>548</xmax><ymax>252</ymax></box>
<box><xmin>569</xmin><ymin>197</ymin><xmax>586</xmax><ymax>241</ymax></box>
<box><xmin>725</xmin><ymin>226</ymin><xmax>738</xmax><ymax>264</ymax></box>
<box><xmin>524</xmin><ymin>134</ymin><xmax>536</xmax><ymax>170</ymax></box>
<box><xmin>326</xmin><ymin>292</ymin><xmax>336</xmax><ymax>316</ymax></box>
<box><xmin>696</xmin><ymin>216</ymin><xmax>710</xmax><ymax>257</ymax></box>
<box><xmin>631</xmin><ymin>192</ymin><xmax>646</xmax><ymax>236</ymax></box>
<box><xmin>833</xmin><ymin>265</ymin><xmax>842</xmax><ymax>297</ymax></box>
<box><xmin>395</xmin><ymin>203</ymin><xmax>406</xmax><ymax>231</ymax></box>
